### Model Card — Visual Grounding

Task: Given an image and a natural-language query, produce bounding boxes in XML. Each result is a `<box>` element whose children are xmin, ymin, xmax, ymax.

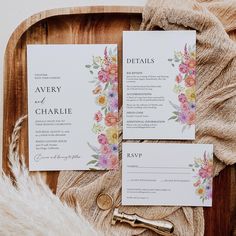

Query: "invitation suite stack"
<box><xmin>122</xmin><ymin>30</ymin><xmax>213</xmax><ymax>208</ymax></box>
<box><xmin>25</xmin><ymin>0</ymin><xmax>236</xmax><ymax>235</ymax></box>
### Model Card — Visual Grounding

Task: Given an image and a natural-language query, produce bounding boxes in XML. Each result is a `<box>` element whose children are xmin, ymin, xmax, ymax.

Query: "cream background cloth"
<box><xmin>56</xmin><ymin>0</ymin><xmax>236</xmax><ymax>235</ymax></box>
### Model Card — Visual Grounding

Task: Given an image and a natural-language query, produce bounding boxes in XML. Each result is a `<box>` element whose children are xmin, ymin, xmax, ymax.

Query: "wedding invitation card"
<box><xmin>122</xmin><ymin>143</ymin><xmax>213</xmax><ymax>206</ymax></box>
<box><xmin>27</xmin><ymin>44</ymin><xmax>118</xmax><ymax>171</ymax></box>
<box><xmin>123</xmin><ymin>31</ymin><xmax>196</xmax><ymax>140</ymax></box>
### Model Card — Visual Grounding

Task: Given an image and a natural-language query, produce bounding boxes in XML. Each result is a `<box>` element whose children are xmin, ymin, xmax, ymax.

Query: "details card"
<box><xmin>27</xmin><ymin>44</ymin><xmax>118</xmax><ymax>171</ymax></box>
<box><xmin>123</xmin><ymin>31</ymin><xmax>196</xmax><ymax>140</ymax></box>
<box><xmin>122</xmin><ymin>143</ymin><xmax>213</xmax><ymax>206</ymax></box>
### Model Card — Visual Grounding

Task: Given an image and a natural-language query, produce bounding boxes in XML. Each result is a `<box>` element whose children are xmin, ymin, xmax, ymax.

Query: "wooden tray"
<box><xmin>2</xmin><ymin>6</ymin><xmax>236</xmax><ymax>236</ymax></box>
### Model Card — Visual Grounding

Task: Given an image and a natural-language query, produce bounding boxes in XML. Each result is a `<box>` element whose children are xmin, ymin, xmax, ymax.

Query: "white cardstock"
<box><xmin>27</xmin><ymin>44</ymin><xmax>118</xmax><ymax>171</ymax></box>
<box><xmin>123</xmin><ymin>31</ymin><xmax>196</xmax><ymax>140</ymax></box>
<box><xmin>122</xmin><ymin>143</ymin><xmax>213</xmax><ymax>206</ymax></box>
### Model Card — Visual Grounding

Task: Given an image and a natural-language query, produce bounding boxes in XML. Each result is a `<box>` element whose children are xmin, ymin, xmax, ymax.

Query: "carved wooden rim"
<box><xmin>4</xmin><ymin>6</ymin><xmax>143</xmax><ymax>61</ymax></box>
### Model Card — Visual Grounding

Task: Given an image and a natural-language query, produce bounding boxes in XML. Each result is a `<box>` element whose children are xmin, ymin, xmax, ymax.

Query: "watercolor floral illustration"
<box><xmin>85</xmin><ymin>46</ymin><xmax>118</xmax><ymax>170</ymax></box>
<box><xmin>168</xmin><ymin>44</ymin><xmax>196</xmax><ymax>132</ymax></box>
<box><xmin>189</xmin><ymin>151</ymin><xmax>213</xmax><ymax>203</ymax></box>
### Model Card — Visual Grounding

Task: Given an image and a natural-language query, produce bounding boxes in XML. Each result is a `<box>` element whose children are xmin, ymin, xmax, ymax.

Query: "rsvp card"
<box><xmin>122</xmin><ymin>143</ymin><xmax>213</xmax><ymax>206</ymax></box>
<box><xmin>123</xmin><ymin>31</ymin><xmax>196</xmax><ymax>140</ymax></box>
<box><xmin>27</xmin><ymin>44</ymin><xmax>118</xmax><ymax>171</ymax></box>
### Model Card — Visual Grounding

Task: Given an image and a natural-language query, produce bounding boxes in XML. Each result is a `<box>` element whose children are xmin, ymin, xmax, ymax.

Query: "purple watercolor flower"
<box><xmin>108</xmin><ymin>90</ymin><xmax>117</xmax><ymax>99</ymax></box>
<box><xmin>178</xmin><ymin>112</ymin><xmax>188</xmax><ymax>124</ymax></box>
<box><xmin>109</xmin><ymin>98</ymin><xmax>118</xmax><ymax>112</ymax></box>
<box><xmin>98</xmin><ymin>155</ymin><xmax>109</xmax><ymax>168</ymax></box>
<box><xmin>189</xmin><ymin>102</ymin><xmax>196</xmax><ymax>112</ymax></box>
<box><xmin>205</xmin><ymin>185</ymin><xmax>212</xmax><ymax>199</ymax></box>
<box><xmin>110</xmin><ymin>144</ymin><xmax>118</xmax><ymax>153</ymax></box>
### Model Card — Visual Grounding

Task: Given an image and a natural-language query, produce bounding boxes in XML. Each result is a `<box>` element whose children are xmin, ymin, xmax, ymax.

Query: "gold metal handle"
<box><xmin>112</xmin><ymin>208</ymin><xmax>174</xmax><ymax>236</ymax></box>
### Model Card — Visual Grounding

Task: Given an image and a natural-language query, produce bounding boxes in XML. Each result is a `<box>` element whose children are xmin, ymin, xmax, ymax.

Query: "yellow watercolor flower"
<box><xmin>185</xmin><ymin>87</ymin><xmax>196</xmax><ymax>102</ymax></box>
<box><xmin>196</xmin><ymin>186</ymin><xmax>205</xmax><ymax>196</ymax></box>
<box><xmin>96</xmin><ymin>94</ymin><xmax>107</xmax><ymax>106</ymax></box>
<box><xmin>106</xmin><ymin>127</ymin><xmax>118</xmax><ymax>144</ymax></box>
<box><xmin>112</xmin><ymin>56</ymin><xmax>117</xmax><ymax>63</ymax></box>
<box><xmin>190</xmin><ymin>51</ymin><xmax>196</xmax><ymax>59</ymax></box>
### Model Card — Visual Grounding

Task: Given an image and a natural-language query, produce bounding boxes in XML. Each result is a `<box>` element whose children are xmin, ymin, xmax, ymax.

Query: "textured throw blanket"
<box><xmin>57</xmin><ymin>1</ymin><xmax>236</xmax><ymax>235</ymax></box>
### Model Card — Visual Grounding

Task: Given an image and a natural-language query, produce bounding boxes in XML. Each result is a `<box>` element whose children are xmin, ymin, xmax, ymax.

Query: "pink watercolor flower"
<box><xmin>98</xmin><ymin>69</ymin><xmax>109</xmax><ymax>83</ymax></box>
<box><xmin>94</xmin><ymin>111</ymin><xmax>102</xmax><ymax>122</ymax></box>
<box><xmin>181</xmin><ymin>102</ymin><xmax>190</xmax><ymax>112</ymax></box>
<box><xmin>205</xmin><ymin>165</ymin><xmax>213</xmax><ymax>175</ymax></box>
<box><xmin>178</xmin><ymin>93</ymin><xmax>187</xmax><ymax>103</ymax></box>
<box><xmin>105</xmin><ymin>112</ymin><xmax>118</xmax><ymax>127</ymax></box>
<box><xmin>100</xmin><ymin>144</ymin><xmax>111</xmax><ymax>155</ymax></box>
<box><xmin>108</xmin><ymin>154</ymin><xmax>119</xmax><ymax>169</ymax></box>
<box><xmin>97</xmin><ymin>134</ymin><xmax>108</xmax><ymax>145</ymax></box>
<box><xmin>198</xmin><ymin>166</ymin><xmax>212</xmax><ymax>179</ymax></box>
<box><xmin>179</xmin><ymin>63</ymin><xmax>189</xmax><ymax>74</ymax></box>
<box><xmin>194</xmin><ymin>179</ymin><xmax>201</xmax><ymax>187</ymax></box>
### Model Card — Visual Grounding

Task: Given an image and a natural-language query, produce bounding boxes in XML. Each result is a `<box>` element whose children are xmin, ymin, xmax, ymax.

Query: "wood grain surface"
<box><xmin>2</xmin><ymin>6</ymin><xmax>236</xmax><ymax>236</ymax></box>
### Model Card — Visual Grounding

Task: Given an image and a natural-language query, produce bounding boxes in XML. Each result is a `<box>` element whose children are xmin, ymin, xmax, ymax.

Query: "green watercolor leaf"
<box><xmin>105</xmin><ymin>108</ymin><xmax>108</xmax><ymax>115</ymax></box>
<box><xmin>88</xmin><ymin>80</ymin><xmax>96</xmax><ymax>83</ymax></box>
<box><xmin>168</xmin><ymin>116</ymin><xmax>177</xmax><ymax>120</ymax></box>
<box><xmin>87</xmin><ymin>159</ymin><xmax>97</xmax><ymax>165</ymax></box>
<box><xmin>87</xmin><ymin>142</ymin><xmax>100</xmax><ymax>154</ymax></box>
<box><xmin>92</xmin><ymin>154</ymin><xmax>99</xmax><ymax>159</ymax></box>
<box><xmin>104</xmin><ymin>82</ymin><xmax>109</xmax><ymax>91</ymax></box>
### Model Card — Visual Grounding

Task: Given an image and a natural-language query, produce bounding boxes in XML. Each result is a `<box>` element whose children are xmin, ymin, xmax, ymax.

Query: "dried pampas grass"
<box><xmin>0</xmin><ymin>116</ymin><xmax>100</xmax><ymax>236</ymax></box>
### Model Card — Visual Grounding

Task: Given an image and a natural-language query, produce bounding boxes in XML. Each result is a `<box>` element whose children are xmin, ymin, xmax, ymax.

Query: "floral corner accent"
<box><xmin>168</xmin><ymin>44</ymin><xmax>196</xmax><ymax>132</ymax></box>
<box><xmin>85</xmin><ymin>46</ymin><xmax>119</xmax><ymax>170</ymax></box>
<box><xmin>189</xmin><ymin>151</ymin><xmax>213</xmax><ymax>203</ymax></box>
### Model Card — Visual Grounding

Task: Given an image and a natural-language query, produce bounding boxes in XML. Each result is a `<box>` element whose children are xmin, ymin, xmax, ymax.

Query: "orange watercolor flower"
<box><xmin>93</xmin><ymin>85</ymin><xmax>102</xmax><ymax>94</ymax></box>
<box><xmin>108</xmin><ymin>64</ymin><xmax>118</xmax><ymax>76</ymax></box>
<box><xmin>185</xmin><ymin>76</ymin><xmax>196</xmax><ymax>87</ymax></box>
<box><xmin>108</xmin><ymin>155</ymin><xmax>119</xmax><ymax>169</ymax></box>
<box><xmin>187</xmin><ymin>112</ymin><xmax>195</xmax><ymax>125</ymax></box>
<box><xmin>187</xmin><ymin>60</ymin><xmax>196</xmax><ymax>69</ymax></box>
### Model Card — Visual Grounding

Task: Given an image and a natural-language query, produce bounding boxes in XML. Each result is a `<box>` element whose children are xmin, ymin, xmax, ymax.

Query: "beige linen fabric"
<box><xmin>56</xmin><ymin>1</ymin><xmax>236</xmax><ymax>235</ymax></box>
